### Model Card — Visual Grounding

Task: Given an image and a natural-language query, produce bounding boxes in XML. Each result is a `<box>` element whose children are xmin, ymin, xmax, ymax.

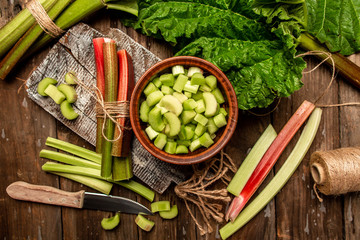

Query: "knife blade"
<box><xmin>6</xmin><ymin>181</ymin><xmax>152</xmax><ymax>215</ymax></box>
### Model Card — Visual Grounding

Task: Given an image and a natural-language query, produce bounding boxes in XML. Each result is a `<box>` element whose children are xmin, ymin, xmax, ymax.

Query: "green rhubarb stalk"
<box><xmin>42</xmin><ymin>162</ymin><xmax>155</xmax><ymax>202</ymax></box>
<box><xmin>219</xmin><ymin>108</ymin><xmax>322</xmax><ymax>240</ymax></box>
<box><xmin>298</xmin><ymin>33</ymin><xmax>360</xmax><ymax>89</ymax></box>
<box><xmin>26</xmin><ymin>0</ymin><xmax>105</xmax><ymax>57</ymax></box>
<box><xmin>115</xmin><ymin>181</ymin><xmax>154</xmax><ymax>202</ymax></box>
<box><xmin>0</xmin><ymin>0</ymin><xmax>73</xmax><ymax>80</ymax></box>
<box><xmin>227</xmin><ymin>125</ymin><xmax>277</xmax><ymax>196</ymax></box>
<box><xmin>112</xmin><ymin>156</ymin><xmax>133</xmax><ymax>181</ymax></box>
<box><xmin>26</xmin><ymin>0</ymin><xmax>138</xmax><ymax>58</ymax></box>
<box><xmin>39</xmin><ymin>149</ymin><xmax>101</xmax><ymax>170</ymax></box>
<box><xmin>45</xmin><ymin>137</ymin><xmax>101</xmax><ymax>164</ymax></box>
<box><xmin>0</xmin><ymin>0</ymin><xmax>57</xmax><ymax>58</ymax></box>
<box><xmin>106</xmin><ymin>1</ymin><xmax>138</xmax><ymax>16</ymax></box>
<box><xmin>101</xmin><ymin>41</ymin><xmax>118</xmax><ymax>179</ymax></box>
<box><xmin>50</xmin><ymin>171</ymin><xmax>113</xmax><ymax>194</ymax></box>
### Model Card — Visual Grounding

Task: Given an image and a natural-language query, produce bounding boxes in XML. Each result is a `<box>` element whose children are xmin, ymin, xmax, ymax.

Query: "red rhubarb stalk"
<box><xmin>100</xmin><ymin>41</ymin><xmax>118</xmax><ymax>179</ymax></box>
<box><xmin>111</xmin><ymin>49</ymin><xmax>135</xmax><ymax>157</ymax></box>
<box><xmin>225</xmin><ymin>100</ymin><xmax>315</xmax><ymax>222</ymax></box>
<box><xmin>93</xmin><ymin>38</ymin><xmax>115</xmax><ymax>153</ymax></box>
<box><xmin>111</xmin><ymin>49</ymin><xmax>135</xmax><ymax>181</ymax></box>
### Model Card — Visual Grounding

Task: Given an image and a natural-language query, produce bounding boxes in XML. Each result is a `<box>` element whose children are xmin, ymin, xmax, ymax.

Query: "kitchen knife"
<box><xmin>6</xmin><ymin>181</ymin><xmax>152</xmax><ymax>215</ymax></box>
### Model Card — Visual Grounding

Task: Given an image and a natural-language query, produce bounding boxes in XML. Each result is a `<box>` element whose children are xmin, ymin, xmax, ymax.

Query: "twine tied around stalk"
<box><xmin>26</xmin><ymin>0</ymin><xmax>65</xmax><ymax>38</ymax></box>
<box><xmin>71</xmin><ymin>73</ymin><xmax>130</xmax><ymax>142</ymax></box>
<box><xmin>174</xmin><ymin>151</ymin><xmax>237</xmax><ymax>235</ymax></box>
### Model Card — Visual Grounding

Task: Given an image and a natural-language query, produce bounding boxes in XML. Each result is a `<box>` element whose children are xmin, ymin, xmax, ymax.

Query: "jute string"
<box><xmin>296</xmin><ymin>51</ymin><xmax>360</xmax><ymax>201</ymax></box>
<box><xmin>71</xmin><ymin>74</ymin><xmax>130</xmax><ymax>142</ymax></box>
<box><xmin>295</xmin><ymin>51</ymin><xmax>360</xmax><ymax>108</ymax></box>
<box><xmin>310</xmin><ymin>147</ymin><xmax>360</xmax><ymax>201</ymax></box>
<box><xmin>174</xmin><ymin>151</ymin><xmax>237</xmax><ymax>235</ymax></box>
<box><xmin>26</xmin><ymin>0</ymin><xmax>65</xmax><ymax>38</ymax></box>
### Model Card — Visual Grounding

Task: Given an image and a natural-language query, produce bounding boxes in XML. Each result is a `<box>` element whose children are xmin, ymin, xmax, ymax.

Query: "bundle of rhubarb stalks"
<box><xmin>0</xmin><ymin>0</ymin><xmax>138</xmax><ymax>80</ymax></box>
<box><xmin>93</xmin><ymin>38</ymin><xmax>134</xmax><ymax>181</ymax></box>
<box><xmin>219</xmin><ymin>101</ymin><xmax>323</xmax><ymax>239</ymax></box>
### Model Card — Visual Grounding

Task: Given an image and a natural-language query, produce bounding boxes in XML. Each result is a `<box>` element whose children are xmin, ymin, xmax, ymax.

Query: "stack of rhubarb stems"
<box><xmin>220</xmin><ymin>101</ymin><xmax>322</xmax><ymax>239</ymax></box>
<box><xmin>93</xmin><ymin>38</ymin><xmax>134</xmax><ymax>181</ymax></box>
<box><xmin>0</xmin><ymin>0</ymin><xmax>138</xmax><ymax>81</ymax></box>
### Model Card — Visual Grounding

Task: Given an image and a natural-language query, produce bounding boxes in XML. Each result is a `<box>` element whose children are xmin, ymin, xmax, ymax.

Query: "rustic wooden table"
<box><xmin>1</xmin><ymin>1</ymin><xmax>359</xmax><ymax>239</ymax></box>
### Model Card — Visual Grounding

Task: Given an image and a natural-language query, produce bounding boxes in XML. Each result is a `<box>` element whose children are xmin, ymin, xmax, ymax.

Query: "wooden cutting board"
<box><xmin>26</xmin><ymin>23</ymin><xmax>190</xmax><ymax>193</ymax></box>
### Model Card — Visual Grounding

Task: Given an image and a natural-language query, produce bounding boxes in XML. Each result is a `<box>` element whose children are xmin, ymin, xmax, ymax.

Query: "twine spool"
<box><xmin>310</xmin><ymin>147</ymin><xmax>360</xmax><ymax>195</ymax></box>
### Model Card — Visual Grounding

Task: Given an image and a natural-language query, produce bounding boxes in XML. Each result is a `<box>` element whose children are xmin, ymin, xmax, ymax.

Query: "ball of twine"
<box><xmin>310</xmin><ymin>147</ymin><xmax>360</xmax><ymax>195</ymax></box>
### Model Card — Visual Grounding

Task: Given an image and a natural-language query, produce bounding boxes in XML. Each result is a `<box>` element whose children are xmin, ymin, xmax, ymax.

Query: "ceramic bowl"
<box><xmin>130</xmin><ymin>56</ymin><xmax>238</xmax><ymax>165</ymax></box>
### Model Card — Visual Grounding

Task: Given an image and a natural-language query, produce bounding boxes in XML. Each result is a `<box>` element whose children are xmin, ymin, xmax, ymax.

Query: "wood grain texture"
<box><xmin>6</xmin><ymin>181</ymin><xmax>85</xmax><ymax>208</ymax></box>
<box><xmin>274</xmin><ymin>57</ymin><xmax>342</xmax><ymax>240</ymax></box>
<box><xmin>1</xmin><ymin>1</ymin><xmax>360</xmax><ymax>239</ymax></box>
<box><xmin>340</xmin><ymin>54</ymin><xmax>360</xmax><ymax>240</ymax></box>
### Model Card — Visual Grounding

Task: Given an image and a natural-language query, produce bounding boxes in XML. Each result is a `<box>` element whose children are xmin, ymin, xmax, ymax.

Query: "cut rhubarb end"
<box><xmin>225</xmin><ymin>196</ymin><xmax>245</xmax><ymax>222</ymax></box>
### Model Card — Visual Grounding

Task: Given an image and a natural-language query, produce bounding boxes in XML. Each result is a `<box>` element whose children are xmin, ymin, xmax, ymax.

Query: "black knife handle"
<box><xmin>6</xmin><ymin>181</ymin><xmax>85</xmax><ymax>208</ymax></box>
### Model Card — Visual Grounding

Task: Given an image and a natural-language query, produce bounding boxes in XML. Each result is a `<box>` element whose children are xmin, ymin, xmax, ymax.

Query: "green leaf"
<box><xmin>176</xmin><ymin>37</ymin><xmax>305</xmax><ymax>109</ymax></box>
<box><xmin>134</xmin><ymin>1</ymin><xmax>273</xmax><ymax>49</ymax></box>
<box><xmin>132</xmin><ymin>0</ymin><xmax>304</xmax><ymax>110</ymax></box>
<box><xmin>305</xmin><ymin>0</ymin><xmax>360</xmax><ymax>55</ymax></box>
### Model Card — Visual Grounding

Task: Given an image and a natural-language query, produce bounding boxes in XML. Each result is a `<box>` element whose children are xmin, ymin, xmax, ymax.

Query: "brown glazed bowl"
<box><xmin>130</xmin><ymin>56</ymin><xmax>238</xmax><ymax>165</ymax></box>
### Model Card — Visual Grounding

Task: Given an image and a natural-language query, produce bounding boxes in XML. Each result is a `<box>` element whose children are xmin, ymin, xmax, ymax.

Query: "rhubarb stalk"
<box><xmin>51</xmin><ymin>172</ymin><xmax>113</xmax><ymax>195</ymax></box>
<box><xmin>111</xmin><ymin>49</ymin><xmax>134</xmax><ymax>157</ymax></box>
<box><xmin>226</xmin><ymin>124</ymin><xmax>277</xmax><ymax>196</ymax></box>
<box><xmin>111</xmin><ymin>49</ymin><xmax>135</xmax><ymax>181</ymax></box>
<box><xmin>39</xmin><ymin>149</ymin><xmax>101</xmax><ymax>170</ymax></box>
<box><xmin>93</xmin><ymin>38</ymin><xmax>115</xmax><ymax>153</ymax></box>
<box><xmin>225</xmin><ymin>100</ymin><xmax>315</xmax><ymax>222</ymax></box>
<box><xmin>45</xmin><ymin>137</ymin><xmax>101</xmax><ymax>164</ymax></box>
<box><xmin>0</xmin><ymin>0</ymin><xmax>72</xmax><ymax>80</ymax></box>
<box><xmin>298</xmin><ymin>33</ymin><xmax>360</xmax><ymax>89</ymax></box>
<box><xmin>0</xmin><ymin>0</ymin><xmax>57</xmax><ymax>58</ymax></box>
<box><xmin>112</xmin><ymin>156</ymin><xmax>133</xmax><ymax>181</ymax></box>
<box><xmin>220</xmin><ymin>108</ymin><xmax>322</xmax><ymax>239</ymax></box>
<box><xmin>42</xmin><ymin>162</ymin><xmax>155</xmax><ymax>201</ymax></box>
<box><xmin>25</xmin><ymin>0</ymin><xmax>138</xmax><ymax>59</ymax></box>
<box><xmin>101</xmin><ymin>41</ymin><xmax>118</xmax><ymax>179</ymax></box>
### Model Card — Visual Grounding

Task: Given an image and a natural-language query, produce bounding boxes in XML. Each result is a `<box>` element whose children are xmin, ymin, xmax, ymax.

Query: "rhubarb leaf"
<box><xmin>130</xmin><ymin>0</ymin><xmax>305</xmax><ymax>110</ymax></box>
<box><xmin>176</xmin><ymin>37</ymin><xmax>305</xmax><ymax>109</ymax></box>
<box><xmin>305</xmin><ymin>0</ymin><xmax>360</xmax><ymax>55</ymax></box>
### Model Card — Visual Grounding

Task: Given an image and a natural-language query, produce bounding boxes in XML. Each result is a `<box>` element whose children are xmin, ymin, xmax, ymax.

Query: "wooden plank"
<box><xmin>189</xmin><ymin>115</ymin><xmax>275</xmax><ymax>240</ymax></box>
<box><xmin>274</xmin><ymin>57</ymin><xmax>343</xmax><ymax>239</ymax></box>
<box><xmin>2</xmin><ymin>0</ymin><xmax>360</xmax><ymax>239</ymax></box>
<box><xmin>340</xmin><ymin>54</ymin><xmax>360</xmax><ymax>240</ymax></box>
<box><xmin>0</xmin><ymin>0</ymin><xmax>24</xmax><ymax>28</ymax></box>
<box><xmin>0</xmin><ymin>7</ymin><xmax>62</xmax><ymax>238</ymax></box>
<box><xmin>0</xmin><ymin>2</ymin><xmax>64</xmax><ymax>239</ymax></box>
<box><xmin>54</xmin><ymin>123</ymin><xmax>139</xmax><ymax>239</ymax></box>
<box><xmin>222</xmin><ymin>115</ymin><xmax>275</xmax><ymax>240</ymax></box>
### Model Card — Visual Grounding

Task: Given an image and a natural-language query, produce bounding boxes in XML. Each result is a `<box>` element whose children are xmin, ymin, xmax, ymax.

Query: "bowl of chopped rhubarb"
<box><xmin>130</xmin><ymin>56</ymin><xmax>238</xmax><ymax>165</ymax></box>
